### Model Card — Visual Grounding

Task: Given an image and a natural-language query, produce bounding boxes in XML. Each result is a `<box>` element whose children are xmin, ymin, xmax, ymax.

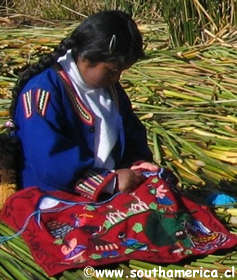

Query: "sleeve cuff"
<box><xmin>74</xmin><ymin>169</ymin><xmax>117</xmax><ymax>201</ymax></box>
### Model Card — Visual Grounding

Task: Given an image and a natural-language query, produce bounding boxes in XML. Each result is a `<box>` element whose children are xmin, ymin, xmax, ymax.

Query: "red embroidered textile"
<box><xmin>1</xmin><ymin>176</ymin><xmax>237</xmax><ymax>276</ymax></box>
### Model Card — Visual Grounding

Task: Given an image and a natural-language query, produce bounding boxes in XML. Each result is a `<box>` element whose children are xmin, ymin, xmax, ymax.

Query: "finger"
<box><xmin>131</xmin><ymin>162</ymin><xmax>159</xmax><ymax>171</ymax></box>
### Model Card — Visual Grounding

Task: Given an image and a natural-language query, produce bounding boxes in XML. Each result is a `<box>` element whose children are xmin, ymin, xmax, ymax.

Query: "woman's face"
<box><xmin>77</xmin><ymin>57</ymin><xmax>129</xmax><ymax>88</ymax></box>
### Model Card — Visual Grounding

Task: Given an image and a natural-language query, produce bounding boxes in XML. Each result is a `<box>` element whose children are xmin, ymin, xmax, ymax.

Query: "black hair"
<box><xmin>10</xmin><ymin>10</ymin><xmax>144</xmax><ymax>119</ymax></box>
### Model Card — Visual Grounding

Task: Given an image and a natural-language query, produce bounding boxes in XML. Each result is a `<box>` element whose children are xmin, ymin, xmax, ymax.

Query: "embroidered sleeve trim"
<box><xmin>22</xmin><ymin>90</ymin><xmax>32</xmax><ymax>118</ymax></box>
<box><xmin>74</xmin><ymin>170</ymin><xmax>117</xmax><ymax>200</ymax></box>
<box><xmin>36</xmin><ymin>89</ymin><xmax>50</xmax><ymax>116</ymax></box>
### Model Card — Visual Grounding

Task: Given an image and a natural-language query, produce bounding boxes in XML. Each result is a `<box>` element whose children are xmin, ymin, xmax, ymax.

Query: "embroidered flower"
<box><xmin>155</xmin><ymin>184</ymin><xmax>168</xmax><ymax>199</ymax></box>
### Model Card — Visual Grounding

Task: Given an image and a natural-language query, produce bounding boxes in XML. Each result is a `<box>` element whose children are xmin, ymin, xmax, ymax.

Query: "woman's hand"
<box><xmin>115</xmin><ymin>168</ymin><xmax>145</xmax><ymax>193</ymax></box>
<box><xmin>130</xmin><ymin>161</ymin><xmax>159</xmax><ymax>172</ymax></box>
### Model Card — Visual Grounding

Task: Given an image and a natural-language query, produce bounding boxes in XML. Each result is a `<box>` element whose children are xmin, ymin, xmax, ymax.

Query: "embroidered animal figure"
<box><xmin>155</xmin><ymin>183</ymin><xmax>174</xmax><ymax>211</ymax></box>
<box><xmin>145</xmin><ymin>211</ymin><xmax>192</xmax><ymax>250</ymax></box>
<box><xmin>61</xmin><ymin>238</ymin><xmax>86</xmax><ymax>263</ymax></box>
<box><xmin>127</xmin><ymin>194</ymin><xmax>149</xmax><ymax>214</ymax></box>
<box><xmin>118</xmin><ymin>232</ymin><xmax>148</xmax><ymax>251</ymax></box>
<box><xmin>187</xmin><ymin>220</ymin><xmax>228</xmax><ymax>251</ymax></box>
<box><xmin>106</xmin><ymin>210</ymin><xmax>127</xmax><ymax>225</ymax></box>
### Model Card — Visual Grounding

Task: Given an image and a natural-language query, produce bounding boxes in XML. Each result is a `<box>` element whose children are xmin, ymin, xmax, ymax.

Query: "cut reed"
<box><xmin>160</xmin><ymin>0</ymin><xmax>237</xmax><ymax>47</ymax></box>
<box><xmin>0</xmin><ymin>22</ymin><xmax>237</xmax><ymax>280</ymax></box>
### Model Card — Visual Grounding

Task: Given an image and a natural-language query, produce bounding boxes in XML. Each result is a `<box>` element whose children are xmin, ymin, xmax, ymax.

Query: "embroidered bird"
<box><xmin>118</xmin><ymin>232</ymin><xmax>147</xmax><ymax>251</ymax></box>
<box><xmin>61</xmin><ymin>237</ymin><xmax>87</xmax><ymax>263</ymax></box>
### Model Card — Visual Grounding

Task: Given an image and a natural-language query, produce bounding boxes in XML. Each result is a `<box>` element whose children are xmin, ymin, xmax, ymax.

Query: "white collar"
<box><xmin>57</xmin><ymin>49</ymin><xmax>96</xmax><ymax>94</ymax></box>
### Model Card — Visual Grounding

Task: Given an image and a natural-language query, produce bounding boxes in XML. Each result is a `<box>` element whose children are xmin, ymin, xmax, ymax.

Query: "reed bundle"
<box><xmin>160</xmin><ymin>0</ymin><xmax>237</xmax><ymax>47</ymax></box>
<box><xmin>122</xmin><ymin>43</ymin><xmax>237</xmax><ymax>193</ymax></box>
<box><xmin>0</xmin><ymin>25</ymin><xmax>70</xmax><ymax>100</ymax></box>
<box><xmin>0</xmin><ymin>24</ymin><xmax>237</xmax><ymax>279</ymax></box>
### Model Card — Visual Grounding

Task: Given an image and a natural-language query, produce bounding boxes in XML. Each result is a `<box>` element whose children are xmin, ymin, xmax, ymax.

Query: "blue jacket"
<box><xmin>14</xmin><ymin>66</ymin><xmax>152</xmax><ymax>199</ymax></box>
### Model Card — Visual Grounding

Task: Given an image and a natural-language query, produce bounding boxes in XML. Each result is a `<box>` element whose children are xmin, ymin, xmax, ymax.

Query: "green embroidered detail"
<box><xmin>126</xmin><ymin>211</ymin><xmax>134</xmax><ymax>216</ymax></box>
<box><xmin>102</xmin><ymin>206</ymin><xmax>150</xmax><ymax>233</ymax></box>
<box><xmin>103</xmin><ymin>220</ymin><xmax>112</xmax><ymax>230</ymax></box>
<box><xmin>90</xmin><ymin>254</ymin><xmax>102</xmax><ymax>260</ymax></box>
<box><xmin>86</xmin><ymin>205</ymin><xmax>96</xmax><ymax>211</ymax></box>
<box><xmin>145</xmin><ymin>211</ymin><xmax>192</xmax><ymax>247</ymax></box>
<box><xmin>182</xmin><ymin>238</ymin><xmax>193</xmax><ymax>248</ymax></box>
<box><xmin>132</xmin><ymin>223</ymin><xmax>143</xmax><ymax>233</ymax></box>
<box><xmin>124</xmin><ymin>248</ymin><xmax>135</xmax><ymax>254</ymax></box>
<box><xmin>184</xmin><ymin>249</ymin><xmax>193</xmax><ymax>255</ymax></box>
<box><xmin>149</xmin><ymin>202</ymin><xmax>157</xmax><ymax>210</ymax></box>
<box><xmin>54</xmin><ymin>239</ymin><xmax>63</xmax><ymax>245</ymax></box>
<box><xmin>152</xmin><ymin>177</ymin><xmax>159</xmax><ymax>183</ymax></box>
<box><xmin>149</xmin><ymin>188</ymin><xmax>156</xmax><ymax>195</ymax></box>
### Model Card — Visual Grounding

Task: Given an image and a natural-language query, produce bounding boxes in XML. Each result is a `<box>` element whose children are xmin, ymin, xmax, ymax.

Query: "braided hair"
<box><xmin>10</xmin><ymin>10</ymin><xmax>144</xmax><ymax>119</ymax></box>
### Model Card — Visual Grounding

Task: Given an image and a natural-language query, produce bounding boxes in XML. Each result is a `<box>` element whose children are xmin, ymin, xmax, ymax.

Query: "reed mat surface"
<box><xmin>0</xmin><ymin>23</ymin><xmax>237</xmax><ymax>279</ymax></box>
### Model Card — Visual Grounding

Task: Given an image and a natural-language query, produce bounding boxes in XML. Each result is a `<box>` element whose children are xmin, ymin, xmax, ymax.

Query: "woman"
<box><xmin>1</xmin><ymin>10</ymin><xmax>236</xmax><ymax>277</ymax></box>
<box><xmin>11</xmin><ymin>10</ymin><xmax>158</xmax><ymax>199</ymax></box>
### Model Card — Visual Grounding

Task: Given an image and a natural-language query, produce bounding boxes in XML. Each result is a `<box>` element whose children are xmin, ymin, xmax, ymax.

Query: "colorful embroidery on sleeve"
<box><xmin>36</xmin><ymin>89</ymin><xmax>50</xmax><ymax>116</ymax></box>
<box><xmin>22</xmin><ymin>90</ymin><xmax>32</xmax><ymax>118</ymax></box>
<box><xmin>75</xmin><ymin>169</ymin><xmax>115</xmax><ymax>199</ymax></box>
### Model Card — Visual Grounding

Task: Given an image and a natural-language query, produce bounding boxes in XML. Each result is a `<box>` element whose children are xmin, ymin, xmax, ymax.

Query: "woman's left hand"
<box><xmin>116</xmin><ymin>168</ymin><xmax>145</xmax><ymax>193</ymax></box>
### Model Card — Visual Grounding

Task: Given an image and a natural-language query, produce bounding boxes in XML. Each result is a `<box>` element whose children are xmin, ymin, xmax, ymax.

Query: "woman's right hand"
<box><xmin>115</xmin><ymin>168</ymin><xmax>145</xmax><ymax>193</ymax></box>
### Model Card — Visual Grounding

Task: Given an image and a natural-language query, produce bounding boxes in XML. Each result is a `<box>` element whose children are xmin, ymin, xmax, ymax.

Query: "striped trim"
<box><xmin>22</xmin><ymin>90</ymin><xmax>32</xmax><ymax>118</ymax></box>
<box><xmin>74</xmin><ymin>95</ymin><xmax>94</xmax><ymax>125</ymax></box>
<box><xmin>74</xmin><ymin>169</ymin><xmax>116</xmax><ymax>199</ymax></box>
<box><xmin>75</xmin><ymin>169</ymin><xmax>108</xmax><ymax>198</ymax></box>
<box><xmin>57</xmin><ymin>69</ymin><xmax>94</xmax><ymax>126</ymax></box>
<box><xmin>95</xmin><ymin>243</ymin><xmax>119</xmax><ymax>251</ymax></box>
<box><xmin>86</xmin><ymin>170</ymin><xmax>104</xmax><ymax>184</ymax></box>
<box><xmin>36</xmin><ymin>89</ymin><xmax>50</xmax><ymax>116</ymax></box>
<box><xmin>76</xmin><ymin>182</ymin><xmax>96</xmax><ymax>194</ymax></box>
